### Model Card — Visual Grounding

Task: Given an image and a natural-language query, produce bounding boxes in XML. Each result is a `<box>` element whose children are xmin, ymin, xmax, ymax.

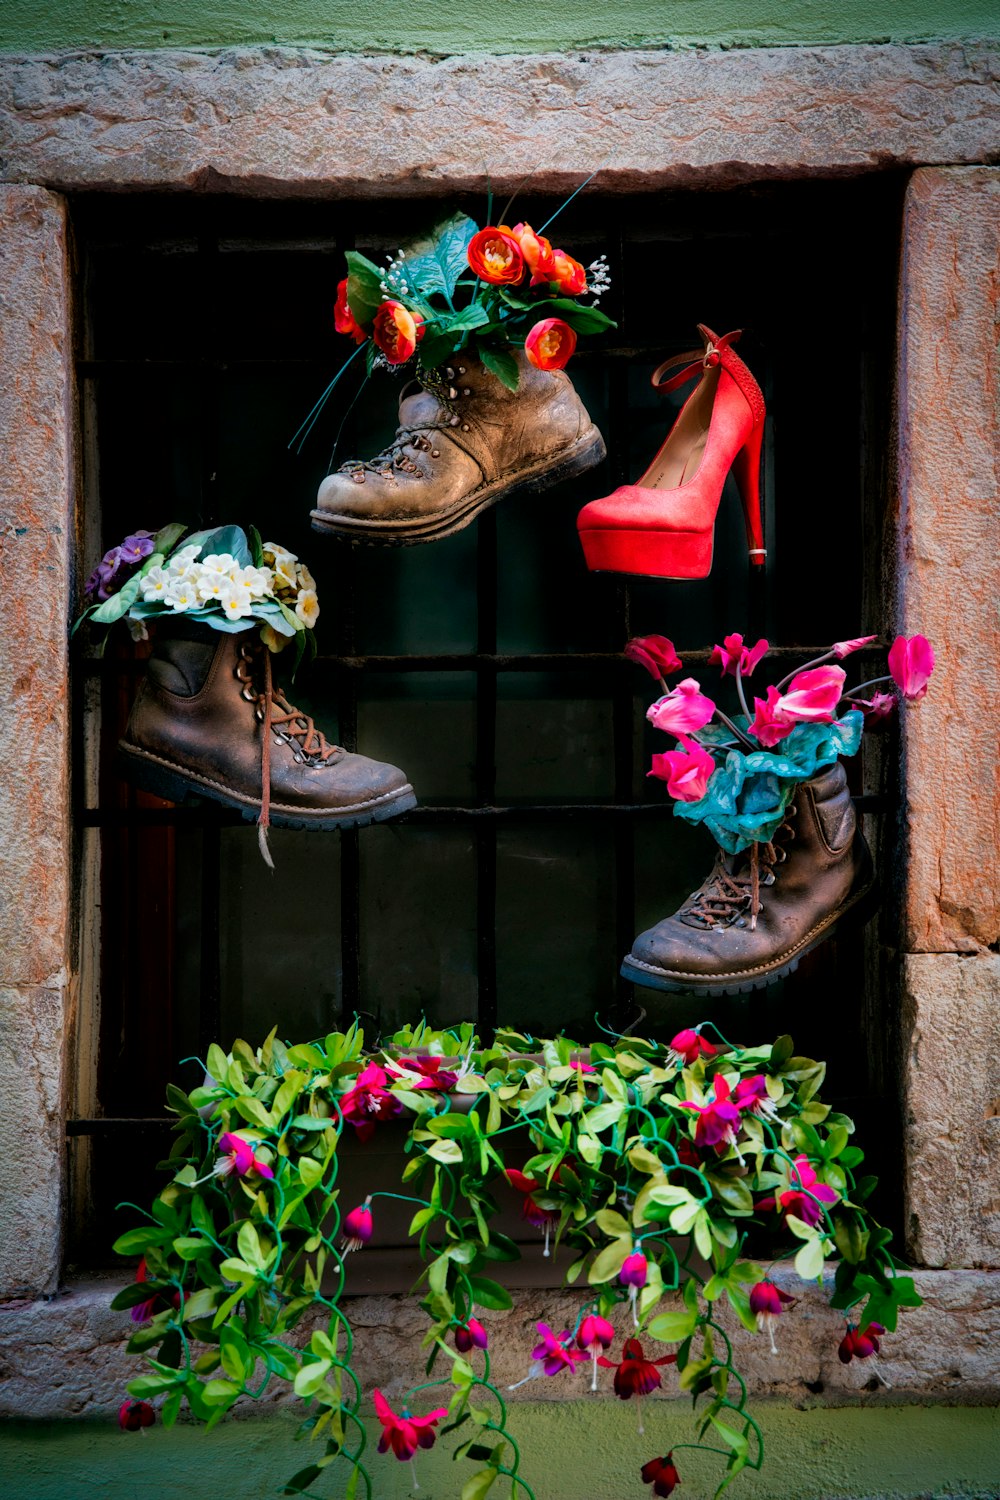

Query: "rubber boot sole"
<box><xmin>310</xmin><ymin>425</ymin><xmax>607</xmax><ymax>546</ymax></box>
<box><xmin>619</xmin><ymin>879</ymin><xmax>879</xmax><ymax>998</ymax></box>
<box><xmin>117</xmin><ymin>743</ymin><xmax>417</xmax><ymax>831</ymax></box>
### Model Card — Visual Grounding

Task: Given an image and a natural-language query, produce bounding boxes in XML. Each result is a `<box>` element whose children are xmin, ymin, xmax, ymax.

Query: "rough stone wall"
<box><xmin>0</xmin><ymin>186</ymin><xmax>75</xmax><ymax>1299</ymax></box>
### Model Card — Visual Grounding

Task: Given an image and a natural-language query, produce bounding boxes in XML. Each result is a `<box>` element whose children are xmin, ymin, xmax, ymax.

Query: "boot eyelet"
<box><xmin>449</xmin><ymin>415</ymin><xmax>461</xmax><ymax>427</ymax></box>
<box><xmin>448</xmin><ymin>386</ymin><xmax>458</xmax><ymax>399</ymax></box>
<box><xmin>457</xmin><ymin>366</ymin><xmax>466</xmax><ymax>375</ymax></box>
<box><xmin>431</xmin><ymin>448</ymin><xmax>440</xmax><ymax>458</ymax></box>
<box><xmin>254</xmin><ymin>705</ymin><xmax>265</xmax><ymax>724</ymax></box>
<box><xmin>241</xmin><ymin>685</ymin><xmax>256</xmax><ymax>702</ymax></box>
<box><xmin>444</xmin><ymin>367</ymin><xmax>455</xmax><ymax>379</ymax></box>
<box><xmin>462</xmin><ymin>387</ymin><xmax>471</xmax><ymax>397</ymax></box>
<box><xmin>461</xmin><ymin>422</ymin><xmax>470</xmax><ymax>432</ymax></box>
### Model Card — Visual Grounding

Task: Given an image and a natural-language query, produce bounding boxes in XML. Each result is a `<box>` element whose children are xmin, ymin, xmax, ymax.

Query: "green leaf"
<box><xmin>647</xmin><ymin>1309</ymin><xmax>698</xmax><ymax>1343</ymax></box>
<box><xmin>294</xmin><ymin>1358</ymin><xmax>333</xmax><ymax>1398</ymax></box>
<box><xmin>426</xmin><ymin>1137</ymin><xmax>464</xmax><ymax>1164</ymax></box>
<box><xmin>794</xmin><ymin>1235</ymin><xmax>827</xmax><ymax>1281</ymax></box>
<box><xmin>90</xmin><ymin>571</ymin><xmax>143</xmax><ymax>625</ymax></box>
<box><xmin>477</xmin><ymin>344</ymin><xmax>519</xmax><ymax>391</ymax></box>
<box><xmin>418</xmin><ymin>331</ymin><xmax>462</xmax><ymax>372</ymax></box>
<box><xmin>710</xmin><ymin>1416</ymin><xmax>749</xmax><ymax>1458</ymax></box>
<box><xmin>544</xmin><ymin>298</ymin><xmax>617</xmax><ymax>335</ymax></box>
<box><xmin>595</xmin><ymin>1208</ymin><xmax>631</xmax><ymax>1239</ymax></box>
<box><xmin>233</xmin><ymin>1095</ymin><xmax>272</xmax><ymax>1128</ymax></box>
<box><xmin>582</xmin><ymin>1102</ymin><xmax>623</xmax><ymax>1135</ymax></box>
<box><xmin>588</xmin><ymin>1237</ymin><xmax>631</xmax><ymax>1285</ymax></box>
<box><xmin>283</xmin><ymin>1466</ymin><xmax>324</xmax><ymax>1496</ymax></box>
<box><xmin>237</xmin><ymin>1222</ymin><xmax>266</xmax><ymax>1270</ymax></box>
<box><xmin>707</xmin><ymin>1174</ymin><xmax>754</xmax><ymax>1214</ymax></box>
<box><xmin>344</xmin><ymin>250</ymin><xmax>384</xmax><ymax>326</ymax></box>
<box><xmin>468</xmin><ymin>1276</ymin><xmax>513</xmax><ymax>1312</ymax></box>
<box><xmin>112</xmin><ymin>1228</ymin><xmax>167</xmax><ymax>1256</ymax></box>
<box><xmin>461</xmin><ymin>1468</ymin><xmax>499</xmax><ymax>1500</ymax></box>
<box><xmin>441</xmin><ymin>303</ymin><xmax>490</xmax><ymax>335</ymax></box>
<box><xmin>770</xmin><ymin>1034</ymin><xmax>795</xmax><ymax>1067</ymax></box>
<box><xmin>298</xmin><ymin>1157</ymin><xmax>324</xmax><ymax>1193</ymax></box>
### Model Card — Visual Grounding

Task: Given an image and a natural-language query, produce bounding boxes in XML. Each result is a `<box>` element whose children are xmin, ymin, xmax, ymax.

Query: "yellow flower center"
<box><xmin>537</xmin><ymin>329</ymin><xmax>562</xmax><ymax>360</ymax></box>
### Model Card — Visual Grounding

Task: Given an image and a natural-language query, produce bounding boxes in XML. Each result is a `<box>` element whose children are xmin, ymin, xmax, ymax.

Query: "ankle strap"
<box><xmin>651</xmin><ymin>327</ymin><xmax>743</xmax><ymax>394</ymax></box>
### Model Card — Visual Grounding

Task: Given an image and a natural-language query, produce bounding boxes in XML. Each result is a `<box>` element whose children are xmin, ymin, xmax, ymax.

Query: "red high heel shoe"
<box><xmin>576</xmin><ymin>325</ymin><xmax>766</xmax><ymax>579</ymax></box>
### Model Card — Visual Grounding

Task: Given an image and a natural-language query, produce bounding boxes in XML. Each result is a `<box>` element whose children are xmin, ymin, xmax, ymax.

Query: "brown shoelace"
<box><xmin>684</xmin><ymin>808</ymin><xmax>797</xmax><ymax>931</ymax></box>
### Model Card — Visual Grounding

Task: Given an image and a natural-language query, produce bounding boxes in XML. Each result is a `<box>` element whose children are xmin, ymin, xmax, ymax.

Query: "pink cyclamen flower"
<box><xmin>709</xmin><ymin>633</ymin><xmax>769</xmax><ymax>678</ymax></box>
<box><xmin>342</xmin><ymin>1198</ymin><xmax>373</xmax><ymax>1252</ymax></box>
<box><xmin>214</xmin><ymin>1132</ymin><xmax>274</xmax><ymax>1181</ymax></box>
<box><xmin>678</xmin><ymin>1073</ymin><xmax>743</xmax><ymax>1156</ymax></box>
<box><xmin>757</xmin><ymin>1154</ymin><xmax>838</xmax><ymax>1228</ymax></box>
<box><xmin>776</xmin><ymin>664</ymin><xmax>846</xmax><ymax>722</ymax></box>
<box><xmin>642</xmin><ymin>1454</ymin><xmax>681</xmax><ymax>1497</ymax></box>
<box><xmin>578</xmin><ymin>1313</ymin><xmax>615</xmax><ymax>1390</ymax></box>
<box><xmin>646</xmin><ymin>678</ymin><xmax>716</xmax><ymax>736</ymax></box>
<box><xmin>749</xmin><ymin>1278</ymin><xmax>796</xmax><ymax>1353</ymax></box>
<box><xmin>118</xmin><ymin>1400</ymin><xmax>155</xmax><ymax>1432</ymax></box>
<box><xmin>454</xmin><ymin>1318</ymin><xmax>489</xmax><ymax>1354</ymax></box>
<box><xmin>748</xmin><ymin>684</ymin><xmax>796</xmax><ymax>748</ymax></box>
<box><xmin>532</xmin><ymin>1322</ymin><xmax>587</xmax><ymax>1376</ymax></box>
<box><xmin>648</xmin><ymin>734</ymin><xmax>715</xmax><ymax>803</ymax></box>
<box><xmin>838</xmin><ymin>1322</ymin><xmax>886</xmax><ymax>1363</ymax></box>
<box><xmin>625</xmin><ymin>635</ymin><xmax>683</xmax><ymax>682</ymax></box>
<box><xmin>338</xmin><ymin>1063</ymin><xmax>402</xmax><ymax>1143</ymax></box>
<box><xmin>832</xmin><ymin>634</ymin><xmax>878</xmax><ymax>659</ymax></box>
<box><xmin>667</xmin><ymin>1027</ymin><xmax>719</xmax><ymax>1068</ymax></box>
<box><xmin>857</xmin><ymin>690</ymin><xmax>896</xmax><ymax>728</ymax></box>
<box><xmin>373</xmin><ymin>1389</ymin><xmax>447</xmax><ymax>1461</ymax></box>
<box><xmin>733</xmin><ymin>1073</ymin><xmax>780</xmax><ymax>1121</ymax></box>
<box><xmin>887</xmin><ymin>634</ymin><xmax>934</xmax><ymax>701</ymax></box>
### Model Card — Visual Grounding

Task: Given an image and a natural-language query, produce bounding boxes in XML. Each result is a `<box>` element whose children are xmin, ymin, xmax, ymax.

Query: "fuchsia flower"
<box><xmin>677</xmin><ymin>1074</ymin><xmax>743</xmax><ymax>1155</ymax></box>
<box><xmin>130</xmin><ymin>1257</ymin><xmax>157</xmax><ymax>1326</ymax></box>
<box><xmin>832</xmin><ymin>635</ymin><xmax>878</xmax><ymax>659</ymax></box>
<box><xmin>385</xmin><ymin>1055</ymin><xmax>459</xmax><ymax>1092</ymax></box>
<box><xmin>838</xmin><ymin>1322</ymin><xmax>886</xmax><ymax>1363</ymax></box>
<box><xmin>667</xmin><ymin>1028</ymin><xmax>719</xmax><ymax>1068</ymax></box>
<box><xmin>372</xmin><ymin>1388</ymin><xmax>448</xmax><ymax>1460</ymax></box>
<box><xmin>619</xmin><ymin>1252</ymin><xmax>648</xmax><ymax>1290</ymax></box>
<box><xmin>338</xmin><ymin>1063</ymin><xmax>402</xmax><ymax>1143</ymax></box>
<box><xmin>641</xmin><ymin>1454</ymin><xmax>681</xmax><ymax>1497</ymax></box>
<box><xmin>214</xmin><ymin>1132</ymin><xmax>274</xmax><ymax>1181</ymax></box>
<box><xmin>733</xmin><ymin>1073</ymin><xmax>780</xmax><ymax>1121</ymax></box>
<box><xmin>118</xmin><ymin>1399</ymin><xmax>155</xmax><ymax>1432</ymax></box>
<box><xmin>454</xmin><ymin>1317</ymin><xmax>489</xmax><ymax>1354</ymax></box>
<box><xmin>888</xmin><ymin>634</ymin><xmax>935</xmax><ymax>701</ymax></box>
<box><xmin>577</xmin><ymin>1313</ymin><xmax>615</xmax><ymax>1389</ymax></box>
<box><xmin>857</xmin><ymin>690</ymin><xmax>896</xmax><ymax>728</ymax></box>
<box><xmin>749</xmin><ymin>1278</ymin><xmax>796</xmax><ymax>1354</ymax></box>
<box><xmin>598</xmin><ymin>1337</ymin><xmax>676</xmax><ymax>1399</ymax></box>
<box><xmin>756</xmin><ymin>1154</ymin><xmax>838</xmax><ymax>1228</ymax></box>
<box><xmin>342</xmin><ymin>1198</ymin><xmax>373</xmax><ymax>1252</ymax></box>
<box><xmin>709</xmin><ymin>632</ymin><xmax>769</xmax><ymax>678</ymax></box>
<box><xmin>532</xmin><ymin>1322</ymin><xmax>587</xmax><ymax>1376</ymax></box>
<box><xmin>647</xmin><ymin>678</ymin><xmax>716</xmax><ymax>736</ymax></box>
<box><xmin>506</xmin><ymin>1168</ymin><xmax>560</xmax><ymax>1255</ymax></box>
<box><xmin>625</xmin><ymin>635</ymin><xmax>683</xmax><ymax>682</ymax></box>
<box><xmin>648</xmin><ymin>735</ymin><xmax>715</xmax><ymax>803</ymax></box>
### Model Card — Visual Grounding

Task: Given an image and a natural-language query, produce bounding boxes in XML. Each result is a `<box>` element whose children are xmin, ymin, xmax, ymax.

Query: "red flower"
<box><xmin>641</xmin><ymin>1454</ymin><xmax>681</xmax><ymax>1497</ymax></box>
<box><xmin>505</xmin><ymin>1168</ymin><xmax>559</xmax><ymax>1229</ymax></box>
<box><xmin>646</xmin><ymin>678</ymin><xmax>716</xmax><ymax>736</ymax></box>
<box><xmin>648</xmin><ymin>735</ymin><xmax>715</xmax><ymax>803</ymax></box>
<box><xmin>455</xmin><ymin>1317</ymin><xmax>489</xmax><ymax>1353</ymax></box>
<box><xmin>733</xmin><ymin>1073</ymin><xmax>779</xmax><ymax>1121</ymax></box>
<box><xmin>619</xmin><ymin>1252</ymin><xmax>648</xmax><ymax>1290</ymax></box>
<box><xmin>857</xmin><ymin>689</ymin><xmax>896</xmax><ymax>728</ymax></box>
<box><xmin>756</xmin><ymin>1154</ymin><xmax>838</xmax><ymax>1228</ymax></box>
<box><xmin>339</xmin><ymin>1063</ymin><xmax>402</xmax><ymax>1143</ymax></box>
<box><xmin>373</xmin><ymin>1389</ymin><xmax>447</xmax><ymax>1461</ymax></box>
<box><xmin>747</xmin><ymin>684</ymin><xmax>796</xmax><ymax>748</ymax></box>
<box><xmin>386</xmin><ymin>1055</ymin><xmax>459</xmax><ymax>1092</ymax></box>
<box><xmin>525</xmin><ymin>317</ymin><xmax>577</xmax><ymax>371</ymax></box>
<box><xmin>531</xmin><ymin>1321</ymin><xmax>587</xmax><ymax>1376</ymax></box>
<box><xmin>129</xmin><ymin>1257</ymin><xmax>157</xmax><ymax>1326</ymax></box>
<box><xmin>334</xmin><ymin>277</ymin><xmax>367</xmax><ymax>344</ymax></box>
<box><xmin>372</xmin><ymin>300</ymin><xmax>425</xmax><ymax>364</ymax></box>
<box><xmin>749</xmin><ymin>1278</ymin><xmax>796</xmax><ymax>1353</ymax></box>
<box><xmin>838</xmin><ymin>1321</ymin><xmax>886</xmax><ymax>1363</ymax></box>
<box><xmin>467</xmin><ymin>227</ymin><xmax>525</xmax><ymax>285</ymax></box>
<box><xmin>215</xmin><ymin>1132</ymin><xmax>274</xmax><ymax>1181</ymax></box>
<box><xmin>777</xmin><ymin>664</ymin><xmax>846</xmax><ymax>722</ymax></box>
<box><xmin>832</xmin><ymin>634</ymin><xmax>878</xmax><ymax>659</ymax></box>
<box><xmin>625</xmin><ymin>634</ymin><xmax>683</xmax><ymax>683</ymax></box>
<box><xmin>551</xmin><ymin>248</ymin><xmax>587</xmax><ymax>295</ymax></box>
<box><xmin>342</xmin><ymin>1198</ymin><xmax>373</xmax><ymax>1252</ymax></box>
<box><xmin>667</xmin><ymin>1028</ymin><xmax>718</xmax><ymax>1068</ymax></box>
<box><xmin>598</xmin><ymin>1337</ymin><xmax>676</xmax><ymax>1398</ymax></box>
<box><xmin>504</xmin><ymin>222</ymin><xmax>557</xmax><ymax>285</ymax></box>
<box><xmin>887</xmin><ymin>634</ymin><xmax>934</xmax><ymax>701</ymax></box>
<box><xmin>118</xmin><ymin>1400</ymin><xmax>155</xmax><ymax>1432</ymax></box>
<box><xmin>677</xmin><ymin>1073</ymin><xmax>743</xmax><ymax>1155</ymax></box>
<box><xmin>709</xmin><ymin>632</ymin><xmax>769</xmax><ymax>678</ymax></box>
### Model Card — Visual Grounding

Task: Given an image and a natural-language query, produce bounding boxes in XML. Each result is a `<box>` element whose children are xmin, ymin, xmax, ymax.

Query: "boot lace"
<box><xmin>681</xmin><ymin>807</ymin><xmax>797</xmax><ymax>932</ymax></box>
<box><xmin>338</xmin><ymin>364</ymin><xmax>471</xmax><ymax>484</ymax></box>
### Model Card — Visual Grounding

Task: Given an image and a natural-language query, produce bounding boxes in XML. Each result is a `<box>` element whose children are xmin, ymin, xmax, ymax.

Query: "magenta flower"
<box><xmin>749</xmin><ymin>1278</ymin><xmax>796</xmax><ymax>1353</ymax></box>
<box><xmin>532</xmin><ymin>1322</ymin><xmax>587</xmax><ymax>1376</ymax></box>
<box><xmin>678</xmin><ymin>1074</ymin><xmax>743</xmax><ymax>1155</ymax></box>
<box><xmin>118</xmin><ymin>1399</ymin><xmax>155</xmax><ymax>1431</ymax></box>
<box><xmin>505</xmin><ymin>1168</ymin><xmax>560</xmax><ymax>1254</ymax></box>
<box><xmin>648</xmin><ymin>734</ymin><xmax>715</xmax><ymax>803</ymax></box>
<box><xmin>214</xmin><ymin>1132</ymin><xmax>274</xmax><ymax>1181</ymax></box>
<box><xmin>597</xmin><ymin>1337</ymin><xmax>676</xmax><ymax>1408</ymax></box>
<box><xmin>775</xmin><ymin>664</ymin><xmax>846</xmax><ymax>722</ymax></box>
<box><xmin>667</xmin><ymin>1027</ymin><xmax>719</xmax><ymax>1068</ymax></box>
<box><xmin>888</xmin><ymin>634</ymin><xmax>934</xmax><ymax>701</ymax></box>
<box><xmin>709</xmin><ymin>632</ymin><xmax>769</xmax><ymax>678</ymax></box>
<box><xmin>641</xmin><ymin>1454</ymin><xmax>681</xmax><ymax>1497</ymax></box>
<box><xmin>757</xmin><ymin>1154</ymin><xmax>838</xmax><ymax>1228</ymax></box>
<box><xmin>373</xmin><ymin>1389</ymin><xmax>448</xmax><ymax>1461</ymax></box>
<box><xmin>733</xmin><ymin>1073</ymin><xmax>780</xmax><ymax>1121</ymax></box>
<box><xmin>578</xmin><ymin>1312</ymin><xmax>615</xmax><ymax>1389</ymax></box>
<box><xmin>341</xmin><ymin>1198</ymin><xmax>373</xmax><ymax>1252</ymax></box>
<box><xmin>747</xmin><ymin>684</ymin><xmax>797</xmax><ymax>748</ymax></box>
<box><xmin>129</xmin><ymin>1256</ymin><xmax>157</xmax><ymax>1326</ymax></box>
<box><xmin>646</xmin><ymin>678</ymin><xmax>716</xmax><ymax>736</ymax></box>
<box><xmin>338</xmin><ymin>1063</ymin><xmax>402</xmax><ymax>1143</ymax></box>
<box><xmin>838</xmin><ymin>1321</ymin><xmax>886</xmax><ymax>1363</ymax></box>
<box><xmin>619</xmin><ymin>1252</ymin><xmax>648</xmax><ymax>1290</ymax></box>
<box><xmin>454</xmin><ymin>1317</ymin><xmax>489</xmax><ymax>1353</ymax></box>
<box><xmin>857</xmin><ymin>689</ymin><xmax>896</xmax><ymax>728</ymax></box>
<box><xmin>385</xmin><ymin>1054</ymin><xmax>459</xmax><ymax>1092</ymax></box>
<box><xmin>625</xmin><ymin>634</ymin><xmax>683</xmax><ymax>682</ymax></box>
<box><xmin>832</xmin><ymin>634</ymin><xmax>878</xmax><ymax>659</ymax></box>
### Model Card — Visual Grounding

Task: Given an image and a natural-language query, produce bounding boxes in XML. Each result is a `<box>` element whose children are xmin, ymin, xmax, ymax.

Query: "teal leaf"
<box><xmin>181</xmin><ymin>525</ymin><xmax>252</xmax><ymax>567</ymax></box>
<box><xmin>90</xmin><ymin>571</ymin><xmax>143</xmax><ymax>625</ymax></box>
<box><xmin>441</xmin><ymin>303</ymin><xmax>490</xmax><ymax>335</ymax></box>
<box><xmin>401</xmin><ymin>213</ymin><xmax>478</xmax><ymax>300</ymax></box>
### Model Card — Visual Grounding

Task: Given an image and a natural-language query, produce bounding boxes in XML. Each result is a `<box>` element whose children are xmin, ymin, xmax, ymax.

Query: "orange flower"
<box><xmin>467</xmin><ymin>228</ymin><xmax>524</xmax><ymax>285</ymax></box>
<box><xmin>334</xmin><ymin>278</ymin><xmax>367</xmax><ymax>344</ymax></box>
<box><xmin>372</xmin><ymin>300</ymin><xmax>425</xmax><ymax>364</ymax></box>
<box><xmin>552</xmin><ymin>249</ymin><xmax>587</xmax><ymax>296</ymax></box>
<box><xmin>502</xmin><ymin>222</ymin><xmax>558</xmax><ymax>286</ymax></box>
<box><xmin>525</xmin><ymin>317</ymin><xmax>577</xmax><ymax>371</ymax></box>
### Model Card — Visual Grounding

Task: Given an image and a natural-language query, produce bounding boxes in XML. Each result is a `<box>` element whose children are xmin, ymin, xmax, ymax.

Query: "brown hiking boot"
<box><xmin>311</xmin><ymin>348</ymin><xmax>606</xmax><ymax>545</ymax></box>
<box><xmin>621</xmin><ymin>762</ymin><xmax>875</xmax><ymax>996</ymax></box>
<box><xmin>118</xmin><ymin>624</ymin><xmax>416</xmax><ymax>831</ymax></box>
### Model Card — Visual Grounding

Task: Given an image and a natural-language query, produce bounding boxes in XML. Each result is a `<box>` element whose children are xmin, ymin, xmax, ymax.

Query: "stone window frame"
<box><xmin>0</xmin><ymin>42</ymin><xmax>997</xmax><ymax>1412</ymax></box>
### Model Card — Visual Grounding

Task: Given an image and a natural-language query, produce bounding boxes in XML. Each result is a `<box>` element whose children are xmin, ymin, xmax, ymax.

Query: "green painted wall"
<box><xmin>0</xmin><ymin>1</ymin><xmax>995</xmax><ymax>53</ymax></box>
<box><xmin>3</xmin><ymin>1403</ymin><xmax>999</xmax><ymax>1499</ymax></box>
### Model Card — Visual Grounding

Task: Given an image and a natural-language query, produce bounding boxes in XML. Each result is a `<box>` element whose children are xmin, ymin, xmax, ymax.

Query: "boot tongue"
<box><xmin>397</xmin><ymin>383</ymin><xmax>447</xmax><ymax>429</ymax></box>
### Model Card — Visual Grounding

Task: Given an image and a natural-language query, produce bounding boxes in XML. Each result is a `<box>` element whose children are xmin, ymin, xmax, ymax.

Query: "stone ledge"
<box><xmin>1</xmin><ymin>1267</ymin><xmax>996</xmax><ymax>1419</ymax></box>
<box><xmin>0</xmin><ymin>42</ymin><xmax>997</xmax><ymax>196</ymax></box>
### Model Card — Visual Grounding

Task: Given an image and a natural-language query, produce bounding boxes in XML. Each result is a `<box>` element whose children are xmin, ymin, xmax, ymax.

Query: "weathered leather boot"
<box><xmin>118</xmin><ymin>624</ymin><xmax>416</xmax><ymax>832</ymax></box>
<box><xmin>621</xmin><ymin>762</ymin><xmax>875</xmax><ymax>996</ymax></box>
<box><xmin>311</xmin><ymin>348</ymin><xmax>605</xmax><ymax>544</ymax></box>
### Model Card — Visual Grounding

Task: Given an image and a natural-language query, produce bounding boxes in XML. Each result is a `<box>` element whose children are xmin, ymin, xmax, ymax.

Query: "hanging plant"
<box><xmin>113</xmin><ymin>1021</ymin><xmax>921</xmax><ymax>1498</ymax></box>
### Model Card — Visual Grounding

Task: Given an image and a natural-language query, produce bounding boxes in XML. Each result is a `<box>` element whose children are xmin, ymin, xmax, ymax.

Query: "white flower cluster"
<box><xmin>587</xmin><ymin>253</ymin><xmax>612</xmax><ymax>303</ymax></box>
<box><xmin>138</xmin><ymin>542</ymin><xmax>319</xmax><ymax>630</ymax></box>
<box><xmin>261</xmin><ymin>543</ymin><xmax>320</xmax><ymax>630</ymax></box>
<box><xmin>380</xmin><ymin>248</ymin><xmax>411</xmax><ymax>297</ymax></box>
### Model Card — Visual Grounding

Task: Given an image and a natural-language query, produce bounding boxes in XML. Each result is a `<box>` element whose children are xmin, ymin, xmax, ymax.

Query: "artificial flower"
<box><xmin>597</xmin><ymin>1337</ymin><xmax>676</xmax><ymax>1399</ymax></box>
<box><xmin>747</xmin><ymin>684</ymin><xmax>796</xmax><ymax>748</ymax></box>
<box><xmin>372</xmin><ymin>299</ymin><xmax>425</xmax><ymax>364</ymax></box>
<box><xmin>506</xmin><ymin>1168</ymin><xmax>560</xmax><ymax>1254</ymax></box>
<box><xmin>551</xmin><ymin>249</ymin><xmax>587</xmax><ymax>295</ymax></box>
<box><xmin>709</xmin><ymin>632</ymin><xmax>769</xmax><ymax>678</ymax></box>
<box><xmin>749</xmin><ymin>1278</ymin><xmax>795</xmax><ymax>1354</ymax></box>
<box><xmin>646</xmin><ymin>678</ymin><xmax>716</xmax><ymax>736</ymax></box>
<box><xmin>531</xmin><ymin>1322</ymin><xmax>587</xmax><ymax>1376</ymax></box>
<box><xmin>648</xmin><ymin>734</ymin><xmax>716</xmax><ymax>803</ymax></box>
<box><xmin>577</xmin><ymin>1312</ymin><xmax>615</xmax><ymax>1390</ymax></box>
<box><xmin>677</xmin><ymin>1073</ymin><xmax>743</xmax><ymax>1155</ymax></box>
<box><xmin>624</xmin><ymin>634</ymin><xmax>683</xmax><ymax>682</ymax></box>
<box><xmin>334</xmin><ymin>277</ymin><xmax>367</xmax><ymax>343</ymax></box>
<box><xmin>641</xmin><ymin>1454</ymin><xmax>681</xmax><ymax>1497</ymax></box>
<box><xmin>295</xmin><ymin>588</ymin><xmax>320</xmax><ymax>627</ymax></box>
<box><xmin>166</xmin><ymin>576</ymin><xmax>199</xmax><ymax>612</ymax></box>
<box><xmin>372</xmin><ymin>1389</ymin><xmax>448</xmax><ymax>1461</ymax></box>
<box><xmin>838</xmin><ymin>1321</ymin><xmax>886</xmax><ymax>1363</ymax></box>
<box><xmin>129</xmin><ymin>1258</ymin><xmax>157</xmax><ymax>1326</ymax></box>
<box><xmin>887</xmin><ymin>634</ymin><xmax>935</xmax><ymax>701</ymax></box>
<box><xmin>525</xmin><ymin>317</ymin><xmax>577</xmax><ymax>371</ymax></box>
<box><xmin>214</xmin><ymin>1132</ymin><xmax>274</xmax><ymax>1181</ymax></box>
<box><xmin>832</xmin><ymin>634</ymin><xmax>878</xmax><ymax>659</ymax></box>
<box><xmin>140</xmin><ymin>565</ymin><xmax>173</xmax><ymax>602</ymax></box>
<box><xmin>503</xmin><ymin>222</ymin><xmax>556</xmax><ymax>284</ymax></box>
<box><xmin>341</xmin><ymin>1198</ymin><xmax>373</xmax><ymax>1252</ymax></box>
<box><xmin>467</xmin><ymin>227</ymin><xmax>524</xmax><ymax>285</ymax></box>
<box><xmin>338</xmin><ymin>1063</ymin><xmax>402</xmax><ymax>1143</ymax></box>
<box><xmin>733</xmin><ymin>1073</ymin><xmax>780</xmax><ymax>1121</ymax></box>
<box><xmin>118</xmin><ymin>1399</ymin><xmax>155</xmax><ymax>1432</ymax></box>
<box><xmin>385</xmin><ymin>1054</ymin><xmax>459</xmax><ymax>1092</ymax></box>
<box><xmin>220</xmin><ymin>581</ymin><xmax>253</xmax><ymax>622</ymax></box>
<box><xmin>454</xmin><ymin>1318</ymin><xmax>489</xmax><ymax>1353</ymax></box>
<box><xmin>774</xmin><ymin>664</ymin><xmax>846</xmax><ymax>722</ymax></box>
<box><xmin>619</xmin><ymin>1251</ymin><xmax>648</xmax><ymax>1290</ymax></box>
<box><xmin>119</xmin><ymin>531</ymin><xmax>155</xmax><ymax>566</ymax></box>
<box><xmin>856</xmin><ymin>689</ymin><xmax>896</xmax><ymax>728</ymax></box>
<box><xmin>666</xmin><ymin>1027</ymin><xmax>719</xmax><ymax>1068</ymax></box>
<box><xmin>756</xmin><ymin>1154</ymin><xmax>838</xmax><ymax>1228</ymax></box>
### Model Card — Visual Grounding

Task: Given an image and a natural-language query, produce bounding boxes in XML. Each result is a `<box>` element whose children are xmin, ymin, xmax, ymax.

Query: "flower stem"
<box><xmin>734</xmin><ymin>663</ymin><xmax>751</xmax><ymax>721</ymax></box>
<box><xmin>714</xmin><ymin>708</ymin><xmax>756</xmax><ymax>751</ymax></box>
<box><xmin>774</xmin><ymin>650</ymin><xmax>835</xmax><ymax>692</ymax></box>
<box><xmin>845</xmin><ymin>675</ymin><xmax>893</xmax><ymax>697</ymax></box>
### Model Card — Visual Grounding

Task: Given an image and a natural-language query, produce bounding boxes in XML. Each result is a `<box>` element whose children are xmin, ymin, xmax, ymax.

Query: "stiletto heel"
<box><xmin>731</xmin><ymin>417</ymin><xmax>766</xmax><ymax>566</ymax></box>
<box><xmin>576</xmin><ymin>324</ymin><xmax>766</xmax><ymax>580</ymax></box>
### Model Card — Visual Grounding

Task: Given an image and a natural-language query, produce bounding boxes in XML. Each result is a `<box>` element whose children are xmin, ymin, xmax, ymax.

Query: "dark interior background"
<box><xmin>68</xmin><ymin>178</ymin><xmax>906</xmax><ymax>1265</ymax></box>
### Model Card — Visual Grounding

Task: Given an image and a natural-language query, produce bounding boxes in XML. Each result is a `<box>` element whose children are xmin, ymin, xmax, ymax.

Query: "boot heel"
<box><xmin>732</xmin><ymin>420</ymin><xmax>766</xmax><ymax>567</ymax></box>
